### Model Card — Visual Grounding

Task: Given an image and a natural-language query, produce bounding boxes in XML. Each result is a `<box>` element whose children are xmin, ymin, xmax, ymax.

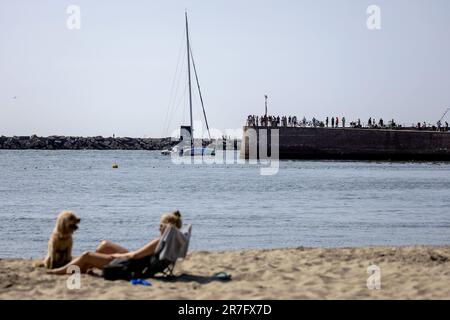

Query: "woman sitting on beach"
<box><xmin>48</xmin><ymin>210</ymin><xmax>182</xmax><ymax>275</ymax></box>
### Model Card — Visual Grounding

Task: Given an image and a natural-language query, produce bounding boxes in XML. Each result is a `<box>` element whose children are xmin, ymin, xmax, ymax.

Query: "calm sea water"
<box><xmin>1</xmin><ymin>150</ymin><xmax>450</xmax><ymax>258</ymax></box>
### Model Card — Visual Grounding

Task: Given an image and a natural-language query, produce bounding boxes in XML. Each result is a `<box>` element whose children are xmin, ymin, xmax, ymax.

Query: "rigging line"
<box><xmin>164</xmin><ymin>52</ymin><xmax>186</xmax><ymax>136</ymax></box>
<box><xmin>181</xmin><ymin>82</ymin><xmax>187</xmax><ymax>130</ymax></box>
<box><xmin>162</xmin><ymin>29</ymin><xmax>186</xmax><ymax>137</ymax></box>
<box><xmin>163</xmin><ymin>42</ymin><xmax>187</xmax><ymax>137</ymax></box>
<box><xmin>168</xmin><ymin>79</ymin><xmax>188</xmax><ymax>137</ymax></box>
<box><xmin>163</xmin><ymin>37</ymin><xmax>185</xmax><ymax>137</ymax></box>
<box><xmin>189</xmin><ymin>45</ymin><xmax>211</xmax><ymax>140</ymax></box>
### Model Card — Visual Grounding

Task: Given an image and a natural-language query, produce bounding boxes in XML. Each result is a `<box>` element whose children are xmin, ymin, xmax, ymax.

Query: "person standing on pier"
<box><xmin>342</xmin><ymin>117</ymin><xmax>346</xmax><ymax>128</ymax></box>
<box><xmin>331</xmin><ymin>117</ymin><xmax>335</xmax><ymax>128</ymax></box>
<box><xmin>336</xmin><ymin>117</ymin><xmax>339</xmax><ymax>128</ymax></box>
<box><xmin>445</xmin><ymin>121</ymin><xmax>449</xmax><ymax>132</ymax></box>
<box><xmin>326</xmin><ymin>117</ymin><xmax>329</xmax><ymax>127</ymax></box>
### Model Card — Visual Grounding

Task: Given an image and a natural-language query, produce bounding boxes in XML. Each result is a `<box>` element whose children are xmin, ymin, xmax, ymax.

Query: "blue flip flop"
<box><xmin>130</xmin><ymin>279</ymin><xmax>152</xmax><ymax>286</ymax></box>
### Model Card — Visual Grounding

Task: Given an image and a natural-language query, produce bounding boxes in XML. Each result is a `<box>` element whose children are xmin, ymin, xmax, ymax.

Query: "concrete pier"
<box><xmin>241</xmin><ymin>126</ymin><xmax>450</xmax><ymax>161</ymax></box>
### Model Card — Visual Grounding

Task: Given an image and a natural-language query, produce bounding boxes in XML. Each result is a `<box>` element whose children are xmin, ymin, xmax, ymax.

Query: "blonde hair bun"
<box><xmin>161</xmin><ymin>210</ymin><xmax>183</xmax><ymax>229</ymax></box>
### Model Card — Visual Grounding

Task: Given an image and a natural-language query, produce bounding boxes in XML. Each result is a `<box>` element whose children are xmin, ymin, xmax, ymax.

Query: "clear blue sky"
<box><xmin>1</xmin><ymin>0</ymin><xmax>450</xmax><ymax>137</ymax></box>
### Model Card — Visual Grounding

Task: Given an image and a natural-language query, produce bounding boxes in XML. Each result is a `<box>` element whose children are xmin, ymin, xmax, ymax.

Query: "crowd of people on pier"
<box><xmin>246</xmin><ymin>115</ymin><xmax>450</xmax><ymax>132</ymax></box>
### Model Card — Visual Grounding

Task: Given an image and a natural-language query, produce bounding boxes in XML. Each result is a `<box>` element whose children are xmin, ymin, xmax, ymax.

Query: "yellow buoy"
<box><xmin>112</xmin><ymin>163</ymin><xmax>119</xmax><ymax>169</ymax></box>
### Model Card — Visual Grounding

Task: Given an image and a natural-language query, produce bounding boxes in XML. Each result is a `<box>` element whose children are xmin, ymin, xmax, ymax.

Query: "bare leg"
<box><xmin>48</xmin><ymin>252</ymin><xmax>114</xmax><ymax>275</ymax></box>
<box><xmin>96</xmin><ymin>240</ymin><xmax>129</xmax><ymax>254</ymax></box>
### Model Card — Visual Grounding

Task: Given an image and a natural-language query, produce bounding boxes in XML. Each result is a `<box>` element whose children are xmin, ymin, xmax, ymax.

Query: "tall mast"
<box><xmin>185</xmin><ymin>11</ymin><xmax>194</xmax><ymax>155</ymax></box>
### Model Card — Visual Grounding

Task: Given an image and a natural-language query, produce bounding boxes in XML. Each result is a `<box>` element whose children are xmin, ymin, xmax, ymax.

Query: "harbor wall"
<box><xmin>241</xmin><ymin>126</ymin><xmax>450</xmax><ymax>161</ymax></box>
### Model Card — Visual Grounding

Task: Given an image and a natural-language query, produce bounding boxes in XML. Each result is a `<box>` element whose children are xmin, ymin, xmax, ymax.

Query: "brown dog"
<box><xmin>35</xmin><ymin>211</ymin><xmax>81</xmax><ymax>269</ymax></box>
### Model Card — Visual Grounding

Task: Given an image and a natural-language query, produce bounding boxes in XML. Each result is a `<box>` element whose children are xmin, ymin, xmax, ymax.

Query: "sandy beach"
<box><xmin>1</xmin><ymin>246</ymin><xmax>449</xmax><ymax>300</ymax></box>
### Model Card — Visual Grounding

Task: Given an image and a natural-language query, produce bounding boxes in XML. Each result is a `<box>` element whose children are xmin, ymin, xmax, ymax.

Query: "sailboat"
<box><xmin>162</xmin><ymin>12</ymin><xmax>215</xmax><ymax>157</ymax></box>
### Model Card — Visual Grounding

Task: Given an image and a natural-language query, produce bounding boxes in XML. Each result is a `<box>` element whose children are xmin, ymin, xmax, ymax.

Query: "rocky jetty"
<box><xmin>0</xmin><ymin>135</ymin><xmax>178</xmax><ymax>150</ymax></box>
<box><xmin>0</xmin><ymin>135</ymin><xmax>241</xmax><ymax>151</ymax></box>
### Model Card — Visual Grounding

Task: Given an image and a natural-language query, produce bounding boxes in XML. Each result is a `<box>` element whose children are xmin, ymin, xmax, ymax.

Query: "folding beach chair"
<box><xmin>153</xmin><ymin>224</ymin><xmax>192</xmax><ymax>277</ymax></box>
<box><xmin>102</xmin><ymin>224</ymin><xmax>192</xmax><ymax>280</ymax></box>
